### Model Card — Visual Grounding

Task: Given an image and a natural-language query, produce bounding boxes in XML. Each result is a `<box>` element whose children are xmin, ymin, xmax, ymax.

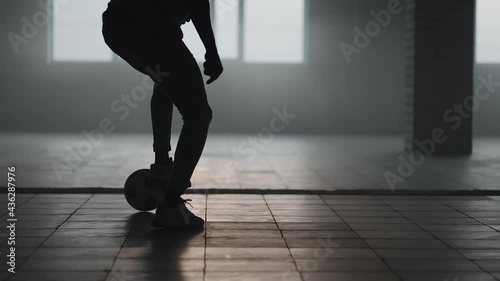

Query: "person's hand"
<box><xmin>203</xmin><ymin>52</ymin><xmax>223</xmax><ymax>85</ymax></box>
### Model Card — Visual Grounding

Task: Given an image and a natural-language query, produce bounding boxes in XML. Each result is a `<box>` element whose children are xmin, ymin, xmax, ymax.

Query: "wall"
<box><xmin>406</xmin><ymin>0</ymin><xmax>475</xmax><ymax>155</ymax></box>
<box><xmin>474</xmin><ymin>65</ymin><xmax>500</xmax><ymax>135</ymax></box>
<box><xmin>1</xmin><ymin>0</ymin><xmax>409</xmax><ymax>134</ymax></box>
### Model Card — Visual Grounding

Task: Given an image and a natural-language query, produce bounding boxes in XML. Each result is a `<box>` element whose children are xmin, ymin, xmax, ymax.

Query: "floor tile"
<box><xmin>286</xmin><ymin>238</ymin><xmax>368</xmax><ymax>248</ymax></box>
<box><xmin>207</xmin><ymin>238</ymin><xmax>286</xmax><ymax>248</ymax></box>
<box><xmin>59</xmin><ymin>221</ymin><xmax>135</xmax><ymax>229</ymax></box>
<box><xmin>341</xmin><ymin>217</ymin><xmax>412</xmax><ymax>224</ymax></box>
<box><xmin>347</xmin><ymin>223</ymin><xmax>421</xmax><ymax>231</ymax></box>
<box><xmin>336</xmin><ymin>211</ymin><xmax>402</xmax><ymax>217</ymax></box>
<box><xmin>21</xmin><ymin>258</ymin><xmax>114</xmax><ymax>271</ymax></box>
<box><xmin>106</xmin><ymin>271</ymin><xmax>203</xmax><ymax>281</ymax></box>
<box><xmin>302</xmin><ymin>272</ymin><xmax>400</xmax><ymax>281</ymax></box>
<box><xmin>290</xmin><ymin>248</ymin><xmax>378</xmax><ymax>259</ymax></box>
<box><xmin>41</xmin><ymin>237</ymin><xmax>126</xmax><ymax>248</ymax></box>
<box><xmin>354</xmin><ymin>230</ymin><xmax>434</xmax><ymax>239</ymax></box>
<box><xmin>206</xmin><ymin>259</ymin><xmax>296</xmax><ymax>272</ymax></box>
<box><xmin>459</xmin><ymin>250</ymin><xmax>500</xmax><ymax>259</ymax></box>
<box><xmin>274</xmin><ymin>216</ymin><xmax>343</xmax><ymax>223</ymax></box>
<box><xmin>206</xmin><ymin>222</ymin><xmax>278</xmax><ymax>230</ymax></box>
<box><xmin>124</xmin><ymin>237</ymin><xmax>205</xmax><ymax>248</ymax></box>
<box><xmin>207</xmin><ymin>216</ymin><xmax>274</xmax><ymax>223</ymax></box>
<box><xmin>375</xmin><ymin>249</ymin><xmax>464</xmax><ymax>259</ymax></box>
<box><xmin>9</xmin><ymin>272</ymin><xmax>107</xmax><ymax>281</ymax></box>
<box><xmin>278</xmin><ymin>222</ymin><xmax>350</xmax><ymax>230</ymax></box>
<box><xmin>31</xmin><ymin>247</ymin><xmax>121</xmax><ymax>258</ymax></box>
<box><xmin>296</xmin><ymin>258</ymin><xmax>388</xmax><ymax>272</ymax></box>
<box><xmin>112</xmin><ymin>258</ymin><xmax>204</xmax><ymax>272</ymax></box>
<box><xmin>420</xmin><ymin>224</ymin><xmax>494</xmax><ymax>232</ymax></box>
<box><xmin>0</xmin><ymin>190</ymin><xmax>498</xmax><ymax>280</ymax></box>
<box><xmin>398</xmin><ymin>272</ymin><xmax>497</xmax><ymax>281</ymax></box>
<box><xmin>282</xmin><ymin>230</ymin><xmax>358</xmax><ymax>239</ymax></box>
<box><xmin>386</xmin><ymin>259</ymin><xmax>481</xmax><ymax>271</ymax></box>
<box><xmin>432</xmin><ymin>231</ymin><xmax>500</xmax><ymax>240</ymax></box>
<box><xmin>475</xmin><ymin>259</ymin><xmax>500</xmax><ymax>271</ymax></box>
<box><xmin>118</xmin><ymin>247</ymin><xmax>205</xmax><ymax>259</ymax></box>
<box><xmin>205</xmin><ymin>272</ymin><xmax>302</xmax><ymax>281</ymax></box>
<box><xmin>206</xmin><ymin>229</ymin><xmax>282</xmax><ymax>238</ymax></box>
<box><xmin>206</xmin><ymin>247</ymin><xmax>291</xmax><ymax>259</ymax></box>
<box><xmin>364</xmin><ymin>239</ymin><xmax>449</xmax><ymax>249</ymax></box>
<box><xmin>51</xmin><ymin>228</ymin><xmax>129</xmax><ymax>237</ymax></box>
<box><xmin>445</xmin><ymin>240</ymin><xmax>500</xmax><ymax>250</ymax></box>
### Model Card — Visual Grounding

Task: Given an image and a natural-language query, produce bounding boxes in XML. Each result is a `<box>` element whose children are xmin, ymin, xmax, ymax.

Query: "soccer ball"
<box><xmin>124</xmin><ymin>169</ymin><xmax>164</xmax><ymax>211</ymax></box>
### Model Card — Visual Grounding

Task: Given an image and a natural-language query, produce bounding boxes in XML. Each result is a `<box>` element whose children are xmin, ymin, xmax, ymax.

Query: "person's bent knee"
<box><xmin>184</xmin><ymin>106</ymin><xmax>212</xmax><ymax>126</ymax></box>
<box><xmin>197</xmin><ymin>106</ymin><xmax>213</xmax><ymax>126</ymax></box>
<box><xmin>205</xmin><ymin>107</ymin><xmax>213</xmax><ymax>123</ymax></box>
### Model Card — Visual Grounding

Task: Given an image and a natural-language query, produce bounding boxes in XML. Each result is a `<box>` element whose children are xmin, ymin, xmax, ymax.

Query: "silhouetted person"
<box><xmin>102</xmin><ymin>0</ymin><xmax>223</xmax><ymax>229</ymax></box>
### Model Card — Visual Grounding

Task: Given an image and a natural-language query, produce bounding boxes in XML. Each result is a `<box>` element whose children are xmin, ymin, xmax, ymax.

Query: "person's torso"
<box><xmin>105</xmin><ymin>0</ymin><xmax>187</xmax><ymax>38</ymax></box>
<box><xmin>108</xmin><ymin>0</ymin><xmax>188</xmax><ymax>24</ymax></box>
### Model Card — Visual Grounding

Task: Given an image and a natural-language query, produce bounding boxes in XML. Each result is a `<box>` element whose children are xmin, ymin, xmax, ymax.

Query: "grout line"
<box><xmin>377</xmin><ymin>197</ymin><xmax>499</xmax><ymax>281</ymax></box>
<box><xmin>6</xmin><ymin>194</ymin><xmax>94</xmax><ymax>280</ymax></box>
<box><xmin>319</xmin><ymin>195</ymin><xmax>406</xmax><ymax>281</ymax></box>
<box><xmin>203</xmin><ymin>192</ymin><xmax>208</xmax><ymax>281</ymax></box>
<box><xmin>262</xmin><ymin>194</ymin><xmax>304</xmax><ymax>281</ymax></box>
<box><xmin>432</xmin><ymin>197</ymin><xmax>500</xmax><ymax>280</ymax></box>
<box><xmin>434</xmin><ymin>197</ymin><xmax>500</xmax><ymax>233</ymax></box>
<box><xmin>103</xmin><ymin>207</ymin><xmax>141</xmax><ymax>281</ymax></box>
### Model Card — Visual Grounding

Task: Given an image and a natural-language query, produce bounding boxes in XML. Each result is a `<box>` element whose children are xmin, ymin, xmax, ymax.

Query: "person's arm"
<box><xmin>187</xmin><ymin>0</ymin><xmax>218</xmax><ymax>55</ymax></box>
<box><xmin>188</xmin><ymin>0</ymin><xmax>223</xmax><ymax>84</ymax></box>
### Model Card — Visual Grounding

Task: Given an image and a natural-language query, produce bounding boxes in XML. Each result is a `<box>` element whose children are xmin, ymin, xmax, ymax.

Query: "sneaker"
<box><xmin>151</xmin><ymin>198</ymin><xmax>204</xmax><ymax>229</ymax></box>
<box><xmin>150</xmin><ymin>159</ymin><xmax>192</xmax><ymax>190</ymax></box>
<box><xmin>150</xmin><ymin>158</ymin><xmax>174</xmax><ymax>186</ymax></box>
<box><xmin>150</xmin><ymin>160</ymin><xmax>174</xmax><ymax>190</ymax></box>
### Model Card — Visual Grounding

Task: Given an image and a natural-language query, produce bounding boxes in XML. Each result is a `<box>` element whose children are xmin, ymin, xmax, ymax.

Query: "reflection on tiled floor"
<box><xmin>0</xmin><ymin>194</ymin><xmax>499</xmax><ymax>281</ymax></box>
<box><xmin>2</xmin><ymin>134</ymin><xmax>500</xmax><ymax>191</ymax></box>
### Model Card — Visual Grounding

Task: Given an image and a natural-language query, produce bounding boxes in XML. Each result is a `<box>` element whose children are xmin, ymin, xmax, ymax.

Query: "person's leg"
<box><xmin>151</xmin><ymin>83</ymin><xmax>174</xmax><ymax>163</ymax></box>
<box><xmin>149</xmin><ymin>83</ymin><xmax>175</xmax><ymax>188</ymax></box>
<box><xmin>103</xmin><ymin>15</ymin><xmax>208</xmax><ymax>226</ymax></box>
<box><xmin>147</xmin><ymin>42</ymin><xmax>210</xmax><ymax>228</ymax></box>
<box><xmin>155</xmin><ymin>45</ymin><xmax>212</xmax><ymax>206</ymax></box>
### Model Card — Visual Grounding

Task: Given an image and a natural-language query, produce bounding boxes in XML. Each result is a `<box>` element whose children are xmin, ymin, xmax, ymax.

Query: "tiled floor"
<box><xmin>2</xmin><ymin>133</ymin><xmax>500</xmax><ymax>191</ymax></box>
<box><xmin>0</xmin><ymin>194</ymin><xmax>499</xmax><ymax>281</ymax></box>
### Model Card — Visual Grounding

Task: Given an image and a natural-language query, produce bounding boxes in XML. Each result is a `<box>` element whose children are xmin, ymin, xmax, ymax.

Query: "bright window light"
<box><xmin>52</xmin><ymin>0</ymin><xmax>112</xmax><ymax>62</ymax></box>
<box><xmin>181</xmin><ymin>22</ymin><xmax>207</xmax><ymax>62</ymax></box>
<box><xmin>243</xmin><ymin>0</ymin><xmax>305</xmax><ymax>63</ymax></box>
<box><xmin>215</xmin><ymin>0</ymin><xmax>240</xmax><ymax>59</ymax></box>
<box><xmin>476</xmin><ymin>0</ymin><xmax>500</xmax><ymax>63</ymax></box>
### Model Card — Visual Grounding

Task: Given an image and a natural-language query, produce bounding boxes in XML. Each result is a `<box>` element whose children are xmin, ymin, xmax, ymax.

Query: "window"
<box><xmin>243</xmin><ymin>0</ymin><xmax>305</xmax><ymax>63</ymax></box>
<box><xmin>51</xmin><ymin>0</ymin><xmax>306</xmax><ymax>64</ymax></box>
<box><xmin>52</xmin><ymin>0</ymin><xmax>112</xmax><ymax>62</ymax></box>
<box><xmin>180</xmin><ymin>22</ymin><xmax>207</xmax><ymax>62</ymax></box>
<box><xmin>476</xmin><ymin>0</ymin><xmax>500</xmax><ymax>63</ymax></box>
<box><xmin>214</xmin><ymin>0</ymin><xmax>240</xmax><ymax>59</ymax></box>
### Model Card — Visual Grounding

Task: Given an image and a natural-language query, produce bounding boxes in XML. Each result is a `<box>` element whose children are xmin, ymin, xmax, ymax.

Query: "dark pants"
<box><xmin>102</xmin><ymin>8</ymin><xmax>212</xmax><ymax>197</ymax></box>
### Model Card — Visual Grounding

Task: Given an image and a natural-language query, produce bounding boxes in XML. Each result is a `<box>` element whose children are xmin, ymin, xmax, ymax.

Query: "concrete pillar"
<box><xmin>405</xmin><ymin>0</ymin><xmax>475</xmax><ymax>156</ymax></box>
